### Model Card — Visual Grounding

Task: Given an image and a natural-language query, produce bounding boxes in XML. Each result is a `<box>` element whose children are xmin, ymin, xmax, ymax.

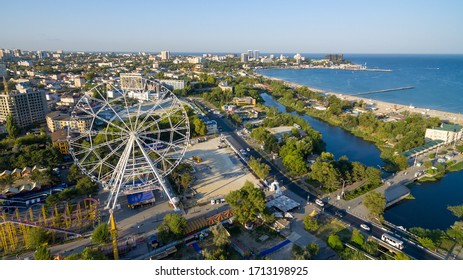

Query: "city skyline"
<box><xmin>1</xmin><ymin>0</ymin><xmax>463</xmax><ymax>54</ymax></box>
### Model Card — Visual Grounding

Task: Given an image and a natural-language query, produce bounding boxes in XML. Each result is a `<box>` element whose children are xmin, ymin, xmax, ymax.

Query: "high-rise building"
<box><xmin>13</xmin><ymin>49</ymin><xmax>22</xmax><ymax>57</ymax></box>
<box><xmin>0</xmin><ymin>91</ymin><xmax>48</xmax><ymax>128</ymax></box>
<box><xmin>240</xmin><ymin>53</ymin><xmax>249</xmax><ymax>63</ymax></box>
<box><xmin>253</xmin><ymin>50</ymin><xmax>260</xmax><ymax>59</ymax></box>
<box><xmin>161</xmin><ymin>50</ymin><xmax>170</xmax><ymax>60</ymax></box>
<box><xmin>0</xmin><ymin>63</ymin><xmax>6</xmax><ymax>77</ymax></box>
<box><xmin>247</xmin><ymin>50</ymin><xmax>253</xmax><ymax>58</ymax></box>
<box><xmin>36</xmin><ymin>51</ymin><xmax>47</xmax><ymax>59</ymax></box>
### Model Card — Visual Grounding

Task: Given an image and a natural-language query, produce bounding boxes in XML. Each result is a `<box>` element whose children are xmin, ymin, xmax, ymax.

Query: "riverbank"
<box><xmin>259</xmin><ymin>74</ymin><xmax>463</xmax><ymax>126</ymax></box>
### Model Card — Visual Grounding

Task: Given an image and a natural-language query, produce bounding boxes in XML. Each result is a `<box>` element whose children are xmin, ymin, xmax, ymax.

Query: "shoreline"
<box><xmin>258</xmin><ymin>74</ymin><xmax>463</xmax><ymax>126</ymax></box>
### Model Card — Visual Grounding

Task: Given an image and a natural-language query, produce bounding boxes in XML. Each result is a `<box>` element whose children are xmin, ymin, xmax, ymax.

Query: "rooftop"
<box><xmin>402</xmin><ymin>139</ymin><xmax>444</xmax><ymax>157</ymax></box>
<box><xmin>431</xmin><ymin>123</ymin><xmax>463</xmax><ymax>132</ymax></box>
<box><xmin>51</xmin><ymin>129</ymin><xmax>68</xmax><ymax>142</ymax></box>
<box><xmin>266</xmin><ymin>195</ymin><xmax>300</xmax><ymax>213</ymax></box>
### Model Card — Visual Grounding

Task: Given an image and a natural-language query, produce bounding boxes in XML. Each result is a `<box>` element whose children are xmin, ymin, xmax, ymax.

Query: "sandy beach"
<box><xmin>260</xmin><ymin>75</ymin><xmax>463</xmax><ymax>126</ymax></box>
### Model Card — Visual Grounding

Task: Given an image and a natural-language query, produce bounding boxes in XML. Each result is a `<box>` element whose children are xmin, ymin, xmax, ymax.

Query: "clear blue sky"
<box><xmin>1</xmin><ymin>0</ymin><xmax>462</xmax><ymax>54</ymax></box>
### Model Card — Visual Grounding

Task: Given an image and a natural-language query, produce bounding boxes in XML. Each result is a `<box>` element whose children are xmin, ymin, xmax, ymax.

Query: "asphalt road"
<box><xmin>197</xmin><ymin>100</ymin><xmax>442</xmax><ymax>260</ymax></box>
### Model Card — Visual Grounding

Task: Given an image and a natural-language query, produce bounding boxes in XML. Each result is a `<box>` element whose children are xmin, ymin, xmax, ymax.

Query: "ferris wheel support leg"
<box><xmin>109</xmin><ymin>210</ymin><xmax>119</xmax><ymax>260</ymax></box>
<box><xmin>134</xmin><ymin>138</ymin><xmax>179</xmax><ymax>210</ymax></box>
<box><xmin>105</xmin><ymin>136</ymin><xmax>135</xmax><ymax>210</ymax></box>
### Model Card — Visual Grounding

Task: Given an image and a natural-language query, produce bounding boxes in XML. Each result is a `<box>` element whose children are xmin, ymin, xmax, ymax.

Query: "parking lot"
<box><xmin>184</xmin><ymin>137</ymin><xmax>260</xmax><ymax>203</ymax></box>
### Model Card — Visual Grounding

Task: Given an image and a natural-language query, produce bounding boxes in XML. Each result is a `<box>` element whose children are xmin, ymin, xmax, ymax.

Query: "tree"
<box><xmin>68</xmin><ymin>164</ymin><xmax>84</xmax><ymax>184</ymax></box>
<box><xmin>66</xmin><ymin>247</ymin><xmax>108</xmax><ymax>260</ymax></box>
<box><xmin>394</xmin><ymin>252</ymin><xmax>411</xmax><ymax>260</ymax></box>
<box><xmin>327</xmin><ymin>234</ymin><xmax>344</xmax><ymax>251</ymax></box>
<box><xmin>303</xmin><ymin>215</ymin><xmax>320</xmax><ymax>232</ymax></box>
<box><xmin>351</xmin><ymin>229</ymin><xmax>365</xmax><ymax>246</ymax></box>
<box><xmin>161</xmin><ymin>213</ymin><xmax>187</xmax><ymax>238</ymax></box>
<box><xmin>447</xmin><ymin>221</ymin><xmax>463</xmax><ymax>245</ymax></box>
<box><xmin>394</xmin><ymin>154</ymin><xmax>409</xmax><ymax>171</ymax></box>
<box><xmin>351</xmin><ymin>162</ymin><xmax>366</xmax><ymax>182</ymax></box>
<box><xmin>203</xmin><ymin>248</ymin><xmax>227</xmax><ymax>260</ymax></box>
<box><xmin>307</xmin><ymin>242</ymin><xmax>319</xmax><ymax>256</ymax></box>
<box><xmin>84</xmin><ymin>71</ymin><xmax>95</xmax><ymax>81</ymax></box>
<box><xmin>25</xmin><ymin>228</ymin><xmax>50</xmax><ymax>249</ymax></box>
<box><xmin>30</xmin><ymin>170</ymin><xmax>56</xmax><ymax>186</ymax></box>
<box><xmin>292</xmin><ymin>244</ymin><xmax>311</xmax><ymax>260</ymax></box>
<box><xmin>92</xmin><ymin>223</ymin><xmax>110</xmax><ymax>245</ymax></box>
<box><xmin>225</xmin><ymin>181</ymin><xmax>266</xmax><ymax>224</ymax></box>
<box><xmin>365</xmin><ymin>166</ymin><xmax>382</xmax><ymax>186</ymax></box>
<box><xmin>363</xmin><ymin>191</ymin><xmax>386</xmax><ymax>219</ymax></box>
<box><xmin>192</xmin><ymin>117</ymin><xmax>207</xmax><ymax>136</ymax></box>
<box><xmin>455</xmin><ymin>144</ymin><xmax>463</xmax><ymax>154</ymax></box>
<box><xmin>76</xmin><ymin>177</ymin><xmax>99</xmax><ymax>195</ymax></box>
<box><xmin>211</xmin><ymin>223</ymin><xmax>230</xmax><ymax>247</ymax></box>
<box><xmin>448</xmin><ymin>205</ymin><xmax>463</xmax><ymax>219</ymax></box>
<box><xmin>418</xmin><ymin>237</ymin><xmax>437</xmax><ymax>251</ymax></box>
<box><xmin>34</xmin><ymin>245</ymin><xmax>52</xmax><ymax>260</ymax></box>
<box><xmin>6</xmin><ymin>114</ymin><xmax>19</xmax><ymax>138</ymax></box>
<box><xmin>282</xmin><ymin>150</ymin><xmax>307</xmax><ymax>176</ymax></box>
<box><xmin>309</xmin><ymin>159</ymin><xmax>341</xmax><ymax>190</ymax></box>
<box><xmin>248</xmin><ymin>156</ymin><xmax>270</xmax><ymax>180</ymax></box>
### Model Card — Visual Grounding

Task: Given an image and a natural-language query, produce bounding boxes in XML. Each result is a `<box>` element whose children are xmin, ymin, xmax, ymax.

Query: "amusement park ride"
<box><xmin>68</xmin><ymin>75</ymin><xmax>190</xmax><ymax>259</ymax></box>
<box><xmin>0</xmin><ymin>76</ymin><xmax>190</xmax><ymax>258</ymax></box>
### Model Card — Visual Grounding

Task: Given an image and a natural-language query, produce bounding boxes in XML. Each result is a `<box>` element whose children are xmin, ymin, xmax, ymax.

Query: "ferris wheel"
<box><xmin>68</xmin><ymin>76</ymin><xmax>190</xmax><ymax>210</ymax></box>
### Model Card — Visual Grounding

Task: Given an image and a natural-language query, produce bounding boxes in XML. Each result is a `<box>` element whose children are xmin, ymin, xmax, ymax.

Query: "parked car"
<box><xmin>315</xmin><ymin>199</ymin><xmax>324</xmax><ymax>207</ymax></box>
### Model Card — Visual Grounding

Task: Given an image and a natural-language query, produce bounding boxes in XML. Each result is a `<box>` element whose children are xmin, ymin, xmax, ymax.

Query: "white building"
<box><xmin>18</xmin><ymin>60</ymin><xmax>33</xmax><ymax>67</ymax></box>
<box><xmin>253</xmin><ymin>50</ymin><xmax>260</xmax><ymax>59</ymax></box>
<box><xmin>57</xmin><ymin>95</ymin><xmax>78</xmax><ymax>106</ymax></box>
<box><xmin>240</xmin><ymin>53</ymin><xmax>248</xmax><ymax>63</ymax></box>
<box><xmin>261</xmin><ymin>57</ymin><xmax>273</xmax><ymax>63</ymax></box>
<box><xmin>294</xmin><ymin>53</ymin><xmax>305</xmax><ymax>64</ymax></box>
<box><xmin>425</xmin><ymin>123</ymin><xmax>463</xmax><ymax>144</ymax></box>
<box><xmin>161</xmin><ymin>50</ymin><xmax>170</xmax><ymax>60</ymax></box>
<box><xmin>206</xmin><ymin>120</ymin><xmax>218</xmax><ymax>134</ymax></box>
<box><xmin>160</xmin><ymin>79</ymin><xmax>186</xmax><ymax>90</ymax></box>
<box><xmin>187</xmin><ymin>57</ymin><xmax>202</xmax><ymax>64</ymax></box>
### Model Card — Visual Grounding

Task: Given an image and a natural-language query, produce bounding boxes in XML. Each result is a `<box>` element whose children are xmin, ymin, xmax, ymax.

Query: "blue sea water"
<box><xmin>259</xmin><ymin>54</ymin><xmax>463</xmax><ymax>230</ymax></box>
<box><xmin>258</xmin><ymin>54</ymin><xmax>463</xmax><ymax>113</ymax></box>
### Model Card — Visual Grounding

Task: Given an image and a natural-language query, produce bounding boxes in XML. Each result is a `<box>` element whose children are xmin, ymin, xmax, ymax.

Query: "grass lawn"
<box><xmin>315</xmin><ymin>216</ymin><xmax>348</xmax><ymax>241</ymax></box>
<box><xmin>438</xmin><ymin>238</ymin><xmax>456</xmax><ymax>252</ymax></box>
<box><xmin>448</xmin><ymin>161</ymin><xmax>463</xmax><ymax>172</ymax></box>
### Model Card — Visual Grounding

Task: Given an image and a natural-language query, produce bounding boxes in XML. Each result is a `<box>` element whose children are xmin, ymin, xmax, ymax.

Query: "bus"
<box><xmin>381</xmin><ymin>233</ymin><xmax>404</xmax><ymax>250</ymax></box>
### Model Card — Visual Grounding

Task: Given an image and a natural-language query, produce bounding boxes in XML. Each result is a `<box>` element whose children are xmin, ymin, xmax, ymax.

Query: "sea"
<box><xmin>257</xmin><ymin>54</ymin><xmax>463</xmax><ymax>113</ymax></box>
<box><xmin>259</xmin><ymin>54</ymin><xmax>463</xmax><ymax>230</ymax></box>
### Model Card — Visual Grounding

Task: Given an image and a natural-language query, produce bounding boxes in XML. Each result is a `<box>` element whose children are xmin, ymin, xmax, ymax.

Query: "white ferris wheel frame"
<box><xmin>67</xmin><ymin>77</ymin><xmax>190</xmax><ymax>210</ymax></box>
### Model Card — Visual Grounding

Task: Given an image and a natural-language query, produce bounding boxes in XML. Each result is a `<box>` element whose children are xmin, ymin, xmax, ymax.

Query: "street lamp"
<box><xmin>341</xmin><ymin>179</ymin><xmax>346</xmax><ymax>198</ymax></box>
<box><xmin>337</xmin><ymin>179</ymin><xmax>346</xmax><ymax>200</ymax></box>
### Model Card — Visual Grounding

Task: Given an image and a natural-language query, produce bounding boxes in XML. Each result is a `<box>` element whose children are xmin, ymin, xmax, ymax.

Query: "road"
<box><xmin>196</xmin><ymin>100</ymin><xmax>443</xmax><ymax>260</ymax></box>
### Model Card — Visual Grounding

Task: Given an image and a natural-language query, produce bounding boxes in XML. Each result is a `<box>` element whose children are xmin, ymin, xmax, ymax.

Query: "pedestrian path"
<box><xmin>259</xmin><ymin>239</ymin><xmax>291</xmax><ymax>257</ymax></box>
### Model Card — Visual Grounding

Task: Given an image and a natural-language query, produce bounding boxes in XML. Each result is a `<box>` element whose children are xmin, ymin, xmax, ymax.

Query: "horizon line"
<box><xmin>1</xmin><ymin>47</ymin><xmax>463</xmax><ymax>56</ymax></box>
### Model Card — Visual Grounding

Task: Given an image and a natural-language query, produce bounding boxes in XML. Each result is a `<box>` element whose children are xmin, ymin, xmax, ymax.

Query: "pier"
<box><xmin>351</xmin><ymin>86</ymin><xmax>415</xmax><ymax>96</ymax></box>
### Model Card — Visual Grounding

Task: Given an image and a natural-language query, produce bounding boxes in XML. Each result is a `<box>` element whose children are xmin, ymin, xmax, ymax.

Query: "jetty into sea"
<box><xmin>350</xmin><ymin>86</ymin><xmax>415</xmax><ymax>96</ymax></box>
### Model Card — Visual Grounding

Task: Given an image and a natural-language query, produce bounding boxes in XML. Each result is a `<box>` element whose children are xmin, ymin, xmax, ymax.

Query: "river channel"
<box><xmin>261</xmin><ymin>92</ymin><xmax>463</xmax><ymax>230</ymax></box>
<box><xmin>261</xmin><ymin>93</ymin><xmax>384</xmax><ymax>167</ymax></box>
